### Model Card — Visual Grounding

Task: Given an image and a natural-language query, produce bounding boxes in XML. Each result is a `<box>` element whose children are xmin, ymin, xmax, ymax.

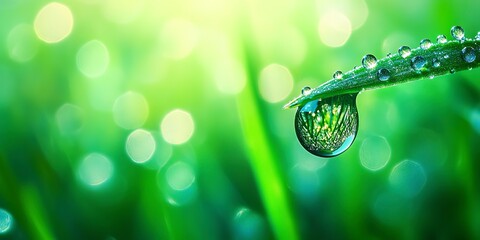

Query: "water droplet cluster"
<box><xmin>293</xmin><ymin>25</ymin><xmax>479</xmax><ymax>158</ymax></box>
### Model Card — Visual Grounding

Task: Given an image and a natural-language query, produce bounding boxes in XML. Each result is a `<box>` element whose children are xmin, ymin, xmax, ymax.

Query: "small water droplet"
<box><xmin>436</xmin><ymin>34</ymin><xmax>447</xmax><ymax>44</ymax></box>
<box><xmin>450</xmin><ymin>68</ymin><xmax>456</xmax><ymax>74</ymax></box>
<box><xmin>295</xmin><ymin>94</ymin><xmax>358</xmax><ymax>157</ymax></box>
<box><xmin>420</xmin><ymin>39</ymin><xmax>432</xmax><ymax>50</ymax></box>
<box><xmin>475</xmin><ymin>32</ymin><xmax>480</xmax><ymax>41</ymax></box>
<box><xmin>377</xmin><ymin>68</ymin><xmax>390</xmax><ymax>81</ymax></box>
<box><xmin>432</xmin><ymin>58</ymin><xmax>440</xmax><ymax>67</ymax></box>
<box><xmin>411</xmin><ymin>56</ymin><xmax>426</xmax><ymax>70</ymax></box>
<box><xmin>386</xmin><ymin>53</ymin><xmax>393</xmax><ymax>58</ymax></box>
<box><xmin>461</xmin><ymin>46</ymin><xmax>476</xmax><ymax>63</ymax></box>
<box><xmin>398</xmin><ymin>46</ymin><xmax>411</xmax><ymax>58</ymax></box>
<box><xmin>362</xmin><ymin>54</ymin><xmax>377</xmax><ymax>69</ymax></box>
<box><xmin>444</xmin><ymin>54</ymin><xmax>450</xmax><ymax>59</ymax></box>
<box><xmin>333</xmin><ymin>70</ymin><xmax>343</xmax><ymax>80</ymax></box>
<box><xmin>429</xmin><ymin>74</ymin><xmax>434</xmax><ymax>79</ymax></box>
<box><xmin>451</xmin><ymin>26</ymin><xmax>465</xmax><ymax>41</ymax></box>
<box><xmin>301</xmin><ymin>86</ymin><xmax>312</xmax><ymax>96</ymax></box>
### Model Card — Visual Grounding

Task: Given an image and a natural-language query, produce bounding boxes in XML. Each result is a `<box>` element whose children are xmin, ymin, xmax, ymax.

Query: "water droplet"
<box><xmin>461</xmin><ymin>46</ymin><xmax>476</xmax><ymax>63</ymax></box>
<box><xmin>295</xmin><ymin>93</ymin><xmax>358</xmax><ymax>157</ymax></box>
<box><xmin>420</xmin><ymin>39</ymin><xmax>432</xmax><ymax>50</ymax></box>
<box><xmin>386</xmin><ymin>53</ymin><xmax>393</xmax><ymax>58</ymax></box>
<box><xmin>475</xmin><ymin>32</ymin><xmax>480</xmax><ymax>41</ymax></box>
<box><xmin>301</xmin><ymin>86</ymin><xmax>312</xmax><ymax>96</ymax></box>
<box><xmin>450</xmin><ymin>68</ymin><xmax>456</xmax><ymax>74</ymax></box>
<box><xmin>0</xmin><ymin>209</ymin><xmax>13</xmax><ymax>233</ymax></box>
<box><xmin>377</xmin><ymin>68</ymin><xmax>390</xmax><ymax>81</ymax></box>
<box><xmin>429</xmin><ymin>74</ymin><xmax>434</xmax><ymax>79</ymax></box>
<box><xmin>333</xmin><ymin>70</ymin><xmax>343</xmax><ymax>80</ymax></box>
<box><xmin>432</xmin><ymin>58</ymin><xmax>440</xmax><ymax>67</ymax></box>
<box><xmin>436</xmin><ymin>34</ymin><xmax>447</xmax><ymax>44</ymax></box>
<box><xmin>398</xmin><ymin>46</ymin><xmax>411</xmax><ymax>58</ymax></box>
<box><xmin>451</xmin><ymin>26</ymin><xmax>465</xmax><ymax>41</ymax></box>
<box><xmin>362</xmin><ymin>54</ymin><xmax>377</xmax><ymax>69</ymax></box>
<box><xmin>444</xmin><ymin>54</ymin><xmax>449</xmax><ymax>59</ymax></box>
<box><xmin>411</xmin><ymin>56</ymin><xmax>426</xmax><ymax>70</ymax></box>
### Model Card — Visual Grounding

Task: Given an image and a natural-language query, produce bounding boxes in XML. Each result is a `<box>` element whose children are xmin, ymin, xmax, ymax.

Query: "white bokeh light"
<box><xmin>389</xmin><ymin>160</ymin><xmax>426</xmax><ymax>198</ymax></box>
<box><xmin>160</xmin><ymin>109</ymin><xmax>195</xmax><ymax>145</ymax></box>
<box><xmin>159</xmin><ymin>19</ymin><xmax>199</xmax><ymax>60</ymax></box>
<box><xmin>359</xmin><ymin>136</ymin><xmax>391</xmax><ymax>171</ymax></box>
<box><xmin>34</xmin><ymin>2</ymin><xmax>74</xmax><ymax>43</ymax></box>
<box><xmin>126</xmin><ymin>129</ymin><xmax>156</xmax><ymax>164</ymax></box>
<box><xmin>166</xmin><ymin>161</ymin><xmax>196</xmax><ymax>191</ymax></box>
<box><xmin>258</xmin><ymin>64</ymin><xmax>294</xmax><ymax>103</ymax></box>
<box><xmin>76</xmin><ymin>40</ymin><xmax>110</xmax><ymax>78</ymax></box>
<box><xmin>7</xmin><ymin>24</ymin><xmax>38</xmax><ymax>62</ymax></box>
<box><xmin>55</xmin><ymin>103</ymin><xmax>84</xmax><ymax>135</ymax></box>
<box><xmin>318</xmin><ymin>10</ymin><xmax>352</xmax><ymax>48</ymax></box>
<box><xmin>112</xmin><ymin>91</ymin><xmax>149</xmax><ymax>130</ymax></box>
<box><xmin>78</xmin><ymin>153</ymin><xmax>114</xmax><ymax>187</ymax></box>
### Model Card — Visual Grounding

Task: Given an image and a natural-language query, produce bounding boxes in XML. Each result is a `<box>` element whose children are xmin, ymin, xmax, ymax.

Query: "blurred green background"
<box><xmin>1</xmin><ymin>0</ymin><xmax>480</xmax><ymax>239</ymax></box>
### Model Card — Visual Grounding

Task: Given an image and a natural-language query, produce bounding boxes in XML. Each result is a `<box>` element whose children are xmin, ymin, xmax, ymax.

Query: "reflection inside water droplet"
<box><xmin>295</xmin><ymin>93</ymin><xmax>358</xmax><ymax>157</ymax></box>
<box><xmin>411</xmin><ymin>56</ymin><xmax>426</xmax><ymax>70</ymax></box>
<box><xmin>398</xmin><ymin>46</ymin><xmax>411</xmax><ymax>58</ymax></box>
<box><xmin>461</xmin><ymin>46</ymin><xmax>476</xmax><ymax>63</ymax></box>
<box><xmin>420</xmin><ymin>39</ymin><xmax>432</xmax><ymax>50</ymax></box>
<box><xmin>301</xmin><ymin>86</ymin><xmax>312</xmax><ymax>96</ymax></box>
<box><xmin>377</xmin><ymin>68</ymin><xmax>390</xmax><ymax>81</ymax></box>
<box><xmin>362</xmin><ymin>54</ymin><xmax>377</xmax><ymax>69</ymax></box>
<box><xmin>451</xmin><ymin>26</ymin><xmax>465</xmax><ymax>41</ymax></box>
<box><xmin>436</xmin><ymin>34</ymin><xmax>447</xmax><ymax>44</ymax></box>
<box><xmin>333</xmin><ymin>70</ymin><xmax>343</xmax><ymax>80</ymax></box>
<box><xmin>432</xmin><ymin>58</ymin><xmax>440</xmax><ymax>68</ymax></box>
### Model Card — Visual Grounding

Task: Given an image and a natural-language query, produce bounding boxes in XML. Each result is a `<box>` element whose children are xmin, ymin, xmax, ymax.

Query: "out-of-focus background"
<box><xmin>1</xmin><ymin>0</ymin><xmax>480</xmax><ymax>239</ymax></box>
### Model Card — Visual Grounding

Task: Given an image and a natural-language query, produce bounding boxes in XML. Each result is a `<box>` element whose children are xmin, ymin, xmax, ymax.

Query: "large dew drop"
<box><xmin>362</xmin><ymin>54</ymin><xmax>377</xmax><ymax>69</ymax></box>
<box><xmin>295</xmin><ymin>93</ymin><xmax>358</xmax><ymax>157</ymax></box>
<box><xmin>451</xmin><ymin>26</ymin><xmax>465</xmax><ymax>41</ymax></box>
<box><xmin>398</xmin><ymin>46</ymin><xmax>411</xmax><ymax>58</ymax></box>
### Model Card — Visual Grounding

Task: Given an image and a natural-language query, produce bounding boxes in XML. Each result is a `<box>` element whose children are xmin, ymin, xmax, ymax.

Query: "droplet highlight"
<box><xmin>411</xmin><ymin>56</ymin><xmax>426</xmax><ymax>70</ymax></box>
<box><xmin>333</xmin><ymin>70</ymin><xmax>343</xmax><ymax>80</ymax></box>
<box><xmin>295</xmin><ymin>93</ymin><xmax>358</xmax><ymax>157</ymax></box>
<box><xmin>451</xmin><ymin>26</ymin><xmax>465</xmax><ymax>41</ymax></box>
<box><xmin>420</xmin><ymin>39</ymin><xmax>432</xmax><ymax>50</ymax></box>
<box><xmin>432</xmin><ymin>58</ymin><xmax>440</xmax><ymax>68</ymax></box>
<box><xmin>475</xmin><ymin>32</ymin><xmax>480</xmax><ymax>41</ymax></box>
<box><xmin>462</xmin><ymin>46</ymin><xmax>476</xmax><ymax>63</ymax></box>
<box><xmin>362</xmin><ymin>54</ymin><xmax>377</xmax><ymax>69</ymax></box>
<box><xmin>377</xmin><ymin>68</ymin><xmax>390</xmax><ymax>81</ymax></box>
<box><xmin>301</xmin><ymin>86</ymin><xmax>312</xmax><ymax>96</ymax></box>
<box><xmin>436</xmin><ymin>34</ymin><xmax>447</xmax><ymax>44</ymax></box>
<box><xmin>398</xmin><ymin>46</ymin><xmax>411</xmax><ymax>58</ymax></box>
